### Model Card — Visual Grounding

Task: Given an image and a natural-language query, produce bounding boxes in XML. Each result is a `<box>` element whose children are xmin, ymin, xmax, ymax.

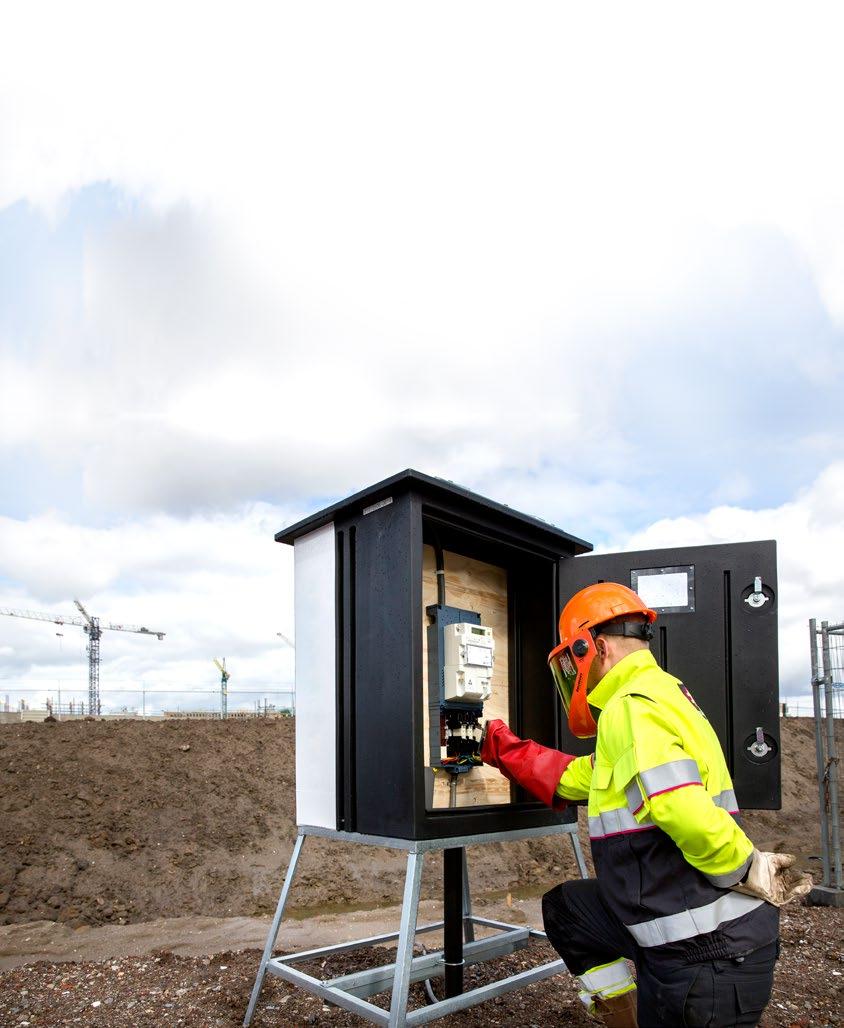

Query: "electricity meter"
<box><xmin>443</xmin><ymin>623</ymin><xmax>494</xmax><ymax>702</ymax></box>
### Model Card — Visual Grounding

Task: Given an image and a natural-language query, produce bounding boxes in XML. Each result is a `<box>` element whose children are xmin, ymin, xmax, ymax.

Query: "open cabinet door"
<box><xmin>557</xmin><ymin>541</ymin><xmax>780</xmax><ymax>809</ymax></box>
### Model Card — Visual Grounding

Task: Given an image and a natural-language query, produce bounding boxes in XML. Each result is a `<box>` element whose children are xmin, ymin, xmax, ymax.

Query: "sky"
<box><xmin>1</xmin><ymin>2</ymin><xmax>843</xmax><ymax>715</ymax></box>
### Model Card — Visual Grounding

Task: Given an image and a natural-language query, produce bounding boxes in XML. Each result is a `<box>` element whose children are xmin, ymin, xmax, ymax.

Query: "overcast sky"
<box><xmin>1</xmin><ymin>3</ymin><xmax>842</xmax><ymax>714</ymax></box>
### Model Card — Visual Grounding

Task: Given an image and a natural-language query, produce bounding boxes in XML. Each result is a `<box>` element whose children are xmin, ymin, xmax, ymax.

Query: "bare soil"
<box><xmin>0</xmin><ymin>716</ymin><xmax>841</xmax><ymax>1026</ymax></box>
<box><xmin>0</xmin><ymin>717</ymin><xmax>591</xmax><ymax>929</ymax></box>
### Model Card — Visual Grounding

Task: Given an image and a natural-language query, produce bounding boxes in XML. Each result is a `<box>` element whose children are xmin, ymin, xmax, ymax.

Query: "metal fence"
<box><xmin>809</xmin><ymin>619</ymin><xmax>843</xmax><ymax>892</ymax></box>
<box><xmin>781</xmin><ymin>696</ymin><xmax>844</xmax><ymax>718</ymax></box>
<box><xmin>1</xmin><ymin>684</ymin><xmax>295</xmax><ymax>719</ymax></box>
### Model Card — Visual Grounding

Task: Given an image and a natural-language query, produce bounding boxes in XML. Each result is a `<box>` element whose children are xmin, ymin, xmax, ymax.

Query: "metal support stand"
<box><xmin>244</xmin><ymin>821</ymin><xmax>588</xmax><ymax>1027</ymax></box>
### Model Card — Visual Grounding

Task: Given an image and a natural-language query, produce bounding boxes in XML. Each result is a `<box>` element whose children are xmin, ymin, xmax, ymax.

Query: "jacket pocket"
<box><xmin>611</xmin><ymin>745</ymin><xmax>639</xmax><ymax>794</ymax></box>
<box><xmin>733</xmin><ymin>969</ymin><xmax>774</xmax><ymax>1018</ymax></box>
<box><xmin>592</xmin><ymin>762</ymin><xmax>613</xmax><ymax>791</ymax></box>
<box><xmin>682</xmin><ymin>964</ymin><xmax>715</xmax><ymax>1027</ymax></box>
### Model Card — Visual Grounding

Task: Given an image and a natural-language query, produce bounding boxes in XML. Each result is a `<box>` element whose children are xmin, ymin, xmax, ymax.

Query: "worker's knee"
<box><xmin>541</xmin><ymin>882</ymin><xmax>579</xmax><ymax>946</ymax></box>
<box><xmin>542</xmin><ymin>879</ymin><xmax>588</xmax><ymax>920</ymax></box>
<box><xmin>541</xmin><ymin>883</ymin><xmax>564</xmax><ymax>921</ymax></box>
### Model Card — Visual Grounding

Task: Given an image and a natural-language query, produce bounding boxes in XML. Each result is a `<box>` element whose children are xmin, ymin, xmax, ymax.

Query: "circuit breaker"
<box><xmin>427</xmin><ymin>605</ymin><xmax>491</xmax><ymax>772</ymax></box>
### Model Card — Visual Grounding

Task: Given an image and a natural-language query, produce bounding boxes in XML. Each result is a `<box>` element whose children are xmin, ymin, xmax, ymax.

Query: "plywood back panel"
<box><xmin>422</xmin><ymin>544</ymin><xmax>512</xmax><ymax>809</ymax></box>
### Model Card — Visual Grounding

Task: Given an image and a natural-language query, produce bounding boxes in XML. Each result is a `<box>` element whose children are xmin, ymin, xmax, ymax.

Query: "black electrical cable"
<box><xmin>430</xmin><ymin>528</ymin><xmax>447</xmax><ymax>606</ymax></box>
<box><xmin>415</xmin><ymin>943</ymin><xmax>440</xmax><ymax>1005</ymax></box>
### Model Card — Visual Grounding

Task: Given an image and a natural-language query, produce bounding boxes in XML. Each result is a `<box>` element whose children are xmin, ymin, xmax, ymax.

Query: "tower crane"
<box><xmin>213</xmin><ymin>658</ymin><xmax>230</xmax><ymax>719</ymax></box>
<box><xmin>0</xmin><ymin>601</ymin><xmax>165</xmax><ymax>716</ymax></box>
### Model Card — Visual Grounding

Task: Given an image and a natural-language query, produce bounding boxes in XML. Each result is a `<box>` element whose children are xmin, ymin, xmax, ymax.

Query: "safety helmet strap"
<box><xmin>592</xmin><ymin>619</ymin><xmax>654</xmax><ymax>642</ymax></box>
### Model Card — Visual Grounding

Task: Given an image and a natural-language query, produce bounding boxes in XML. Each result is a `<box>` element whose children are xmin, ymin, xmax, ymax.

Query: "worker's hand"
<box><xmin>732</xmin><ymin>850</ymin><xmax>813</xmax><ymax>907</ymax></box>
<box><xmin>479</xmin><ymin>719</ymin><xmax>510</xmax><ymax>770</ymax></box>
<box><xmin>480</xmin><ymin>719</ymin><xmax>574</xmax><ymax>810</ymax></box>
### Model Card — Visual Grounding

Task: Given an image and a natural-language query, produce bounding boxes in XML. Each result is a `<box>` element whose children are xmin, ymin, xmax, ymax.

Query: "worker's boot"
<box><xmin>591</xmin><ymin>988</ymin><xmax>638</xmax><ymax>1027</ymax></box>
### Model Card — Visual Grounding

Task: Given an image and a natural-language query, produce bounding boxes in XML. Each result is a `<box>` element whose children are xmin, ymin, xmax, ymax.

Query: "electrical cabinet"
<box><xmin>277</xmin><ymin>470</ymin><xmax>780</xmax><ymax>842</ymax></box>
<box><xmin>278</xmin><ymin>470</ymin><xmax>589</xmax><ymax>839</ymax></box>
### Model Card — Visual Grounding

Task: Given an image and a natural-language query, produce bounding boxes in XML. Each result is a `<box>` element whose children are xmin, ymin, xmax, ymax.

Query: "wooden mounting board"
<box><xmin>422</xmin><ymin>545</ymin><xmax>513</xmax><ymax>809</ymax></box>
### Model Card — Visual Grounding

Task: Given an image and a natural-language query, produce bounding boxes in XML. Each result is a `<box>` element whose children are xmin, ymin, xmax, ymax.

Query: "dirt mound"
<box><xmin>0</xmin><ymin>718</ymin><xmax>587</xmax><ymax>928</ymax></box>
<box><xmin>0</xmin><ymin>718</ymin><xmax>298</xmax><ymax>928</ymax></box>
<box><xmin>0</xmin><ymin>717</ymin><xmax>838</xmax><ymax>928</ymax></box>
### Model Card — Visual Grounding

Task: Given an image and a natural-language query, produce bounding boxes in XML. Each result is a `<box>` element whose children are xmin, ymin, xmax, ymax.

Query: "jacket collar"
<box><xmin>587</xmin><ymin>648</ymin><xmax>658</xmax><ymax>711</ymax></box>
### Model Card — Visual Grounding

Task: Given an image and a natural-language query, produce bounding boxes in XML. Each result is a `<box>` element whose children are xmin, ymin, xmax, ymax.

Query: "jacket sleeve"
<box><xmin>621</xmin><ymin>697</ymin><xmax>754</xmax><ymax>886</ymax></box>
<box><xmin>555</xmin><ymin>753</ymin><xmax>594</xmax><ymax>802</ymax></box>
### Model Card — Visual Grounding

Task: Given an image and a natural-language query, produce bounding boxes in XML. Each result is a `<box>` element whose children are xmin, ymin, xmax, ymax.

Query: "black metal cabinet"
<box><xmin>279</xmin><ymin>470</ymin><xmax>589</xmax><ymax>840</ymax></box>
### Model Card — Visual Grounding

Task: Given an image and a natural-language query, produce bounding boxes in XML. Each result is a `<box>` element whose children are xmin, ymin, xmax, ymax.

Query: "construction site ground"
<box><xmin>0</xmin><ymin>716</ymin><xmax>841</xmax><ymax>1025</ymax></box>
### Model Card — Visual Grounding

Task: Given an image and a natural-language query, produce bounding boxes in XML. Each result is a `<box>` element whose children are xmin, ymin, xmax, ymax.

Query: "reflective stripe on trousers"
<box><xmin>625</xmin><ymin>892</ymin><xmax>765</xmax><ymax>947</ymax></box>
<box><xmin>577</xmin><ymin>957</ymin><xmax>634</xmax><ymax>995</ymax></box>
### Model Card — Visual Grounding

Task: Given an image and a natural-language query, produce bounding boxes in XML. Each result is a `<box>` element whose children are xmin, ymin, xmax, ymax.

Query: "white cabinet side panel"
<box><xmin>293</xmin><ymin>523</ymin><xmax>337</xmax><ymax>829</ymax></box>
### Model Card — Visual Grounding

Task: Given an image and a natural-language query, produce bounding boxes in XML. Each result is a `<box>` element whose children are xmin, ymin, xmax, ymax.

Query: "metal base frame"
<box><xmin>808</xmin><ymin>884</ymin><xmax>844</xmax><ymax>908</ymax></box>
<box><xmin>244</xmin><ymin>822</ymin><xmax>588</xmax><ymax>1027</ymax></box>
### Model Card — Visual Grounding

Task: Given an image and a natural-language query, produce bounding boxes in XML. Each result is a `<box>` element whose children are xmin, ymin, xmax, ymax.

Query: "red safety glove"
<box><xmin>481</xmin><ymin>719</ymin><xmax>574</xmax><ymax>810</ymax></box>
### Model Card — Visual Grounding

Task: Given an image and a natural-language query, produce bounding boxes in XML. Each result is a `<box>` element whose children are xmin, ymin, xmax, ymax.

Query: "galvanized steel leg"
<box><xmin>462</xmin><ymin>848</ymin><xmax>475</xmax><ymax>943</ymax></box>
<box><xmin>570</xmin><ymin>826</ymin><xmax>589</xmax><ymax>879</ymax></box>
<box><xmin>387</xmin><ymin>850</ymin><xmax>424</xmax><ymax>1028</ymax></box>
<box><xmin>243</xmin><ymin>832</ymin><xmax>306</xmax><ymax>1026</ymax></box>
<box><xmin>810</xmin><ymin>619</ymin><xmax>831</xmax><ymax>886</ymax></box>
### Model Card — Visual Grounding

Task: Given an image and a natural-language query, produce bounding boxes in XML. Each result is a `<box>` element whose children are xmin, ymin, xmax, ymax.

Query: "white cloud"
<box><xmin>0</xmin><ymin>503</ymin><xmax>299</xmax><ymax>712</ymax></box>
<box><xmin>3</xmin><ymin>3</ymin><xmax>844</xmax><ymax>320</ymax></box>
<box><xmin>1</xmin><ymin>4</ymin><xmax>843</xmax><ymax>522</ymax></box>
<box><xmin>1</xmin><ymin>3</ymin><xmax>843</xmax><ymax>713</ymax></box>
<box><xmin>2</xmin><ymin>198</ymin><xmax>841</xmax><ymax>525</ymax></box>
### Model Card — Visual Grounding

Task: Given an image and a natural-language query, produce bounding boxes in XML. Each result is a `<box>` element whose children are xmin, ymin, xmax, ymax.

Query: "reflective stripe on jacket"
<box><xmin>557</xmin><ymin>649</ymin><xmax>778</xmax><ymax>957</ymax></box>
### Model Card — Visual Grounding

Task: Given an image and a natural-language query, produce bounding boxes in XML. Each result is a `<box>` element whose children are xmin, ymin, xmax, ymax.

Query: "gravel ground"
<box><xmin>0</xmin><ymin>906</ymin><xmax>840</xmax><ymax>1027</ymax></box>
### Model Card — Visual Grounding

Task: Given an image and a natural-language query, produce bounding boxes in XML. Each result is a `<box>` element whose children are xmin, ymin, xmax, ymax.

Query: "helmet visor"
<box><xmin>548</xmin><ymin>643</ymin><xmax>578</xmax><ymax>714</ymax></box>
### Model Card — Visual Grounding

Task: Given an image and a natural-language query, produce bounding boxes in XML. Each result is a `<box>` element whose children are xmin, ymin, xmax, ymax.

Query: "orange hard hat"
<box><xmin>548</xmin><ymin>582</ymin><xmax>657</xmax><ymax>738</ymax></box>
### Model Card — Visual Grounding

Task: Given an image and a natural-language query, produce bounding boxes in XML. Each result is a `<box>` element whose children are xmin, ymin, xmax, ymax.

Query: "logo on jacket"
<box><xmin>679</xmin><ymin>683</ymin><xmax>708</xmax><ymax>718</ymax></box>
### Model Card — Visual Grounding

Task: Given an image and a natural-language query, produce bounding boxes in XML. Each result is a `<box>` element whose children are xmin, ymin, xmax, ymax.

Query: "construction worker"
<box><xmin>481</xmin><ymin>582</ymin><xmax>811</xmax><ymax>1028</ymax></box>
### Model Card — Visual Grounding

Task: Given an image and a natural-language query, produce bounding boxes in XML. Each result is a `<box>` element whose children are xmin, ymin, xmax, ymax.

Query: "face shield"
<box><xmin>547</xmin><ymin>633</ymin><xmax>599</xmax><ymax>738</ymax></box>
<box><xmin>548</xmin><ymin>643</ymin><xmax>578</xmax><ymax>715</ymax></box>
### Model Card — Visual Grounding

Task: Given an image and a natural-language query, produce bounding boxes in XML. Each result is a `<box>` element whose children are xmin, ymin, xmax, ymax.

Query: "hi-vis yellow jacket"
<box><xmin>557</xmin><ymin>649</ymin><xmax>778</xmax><ymax>957</ymax></box>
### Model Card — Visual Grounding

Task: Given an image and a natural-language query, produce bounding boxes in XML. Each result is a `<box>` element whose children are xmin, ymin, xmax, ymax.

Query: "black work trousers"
<box><xmin>542</xmin><ymin>880</ymin><xmax>777</xmax><ymax>1027</ymax></box>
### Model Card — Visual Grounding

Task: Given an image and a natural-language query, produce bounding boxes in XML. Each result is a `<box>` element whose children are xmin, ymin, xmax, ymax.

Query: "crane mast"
<box><xmin>73</xmin><ymin>600</ymin><xmax>101</xmax><ymax>716</ymax></box>
<box><xmin>1</xmin><ymin>601</ymin><xmax>165</xmax><ymax>716</ymax></box>
<box><xmin>213</xmin><ymin>658</ymin><xmax>230</xmax><ymax>719</ymax></box>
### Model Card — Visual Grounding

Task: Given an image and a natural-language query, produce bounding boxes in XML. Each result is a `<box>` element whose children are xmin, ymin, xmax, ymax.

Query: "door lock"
<box><xmin>748</xmin><ymin>726</ymin><xmax>772</xmax><ymax>759</ymax></box>
<box><xmin>744</xmin><ymin>576</ymin><xmax>769</xmax><ymax>609</ymax></box>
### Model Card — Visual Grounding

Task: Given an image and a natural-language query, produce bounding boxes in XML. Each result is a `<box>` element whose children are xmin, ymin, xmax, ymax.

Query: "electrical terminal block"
<box><xmin>440</xmin><ymin>709</ymin><xmax>483</xmax><ymax>765</ymax></box>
